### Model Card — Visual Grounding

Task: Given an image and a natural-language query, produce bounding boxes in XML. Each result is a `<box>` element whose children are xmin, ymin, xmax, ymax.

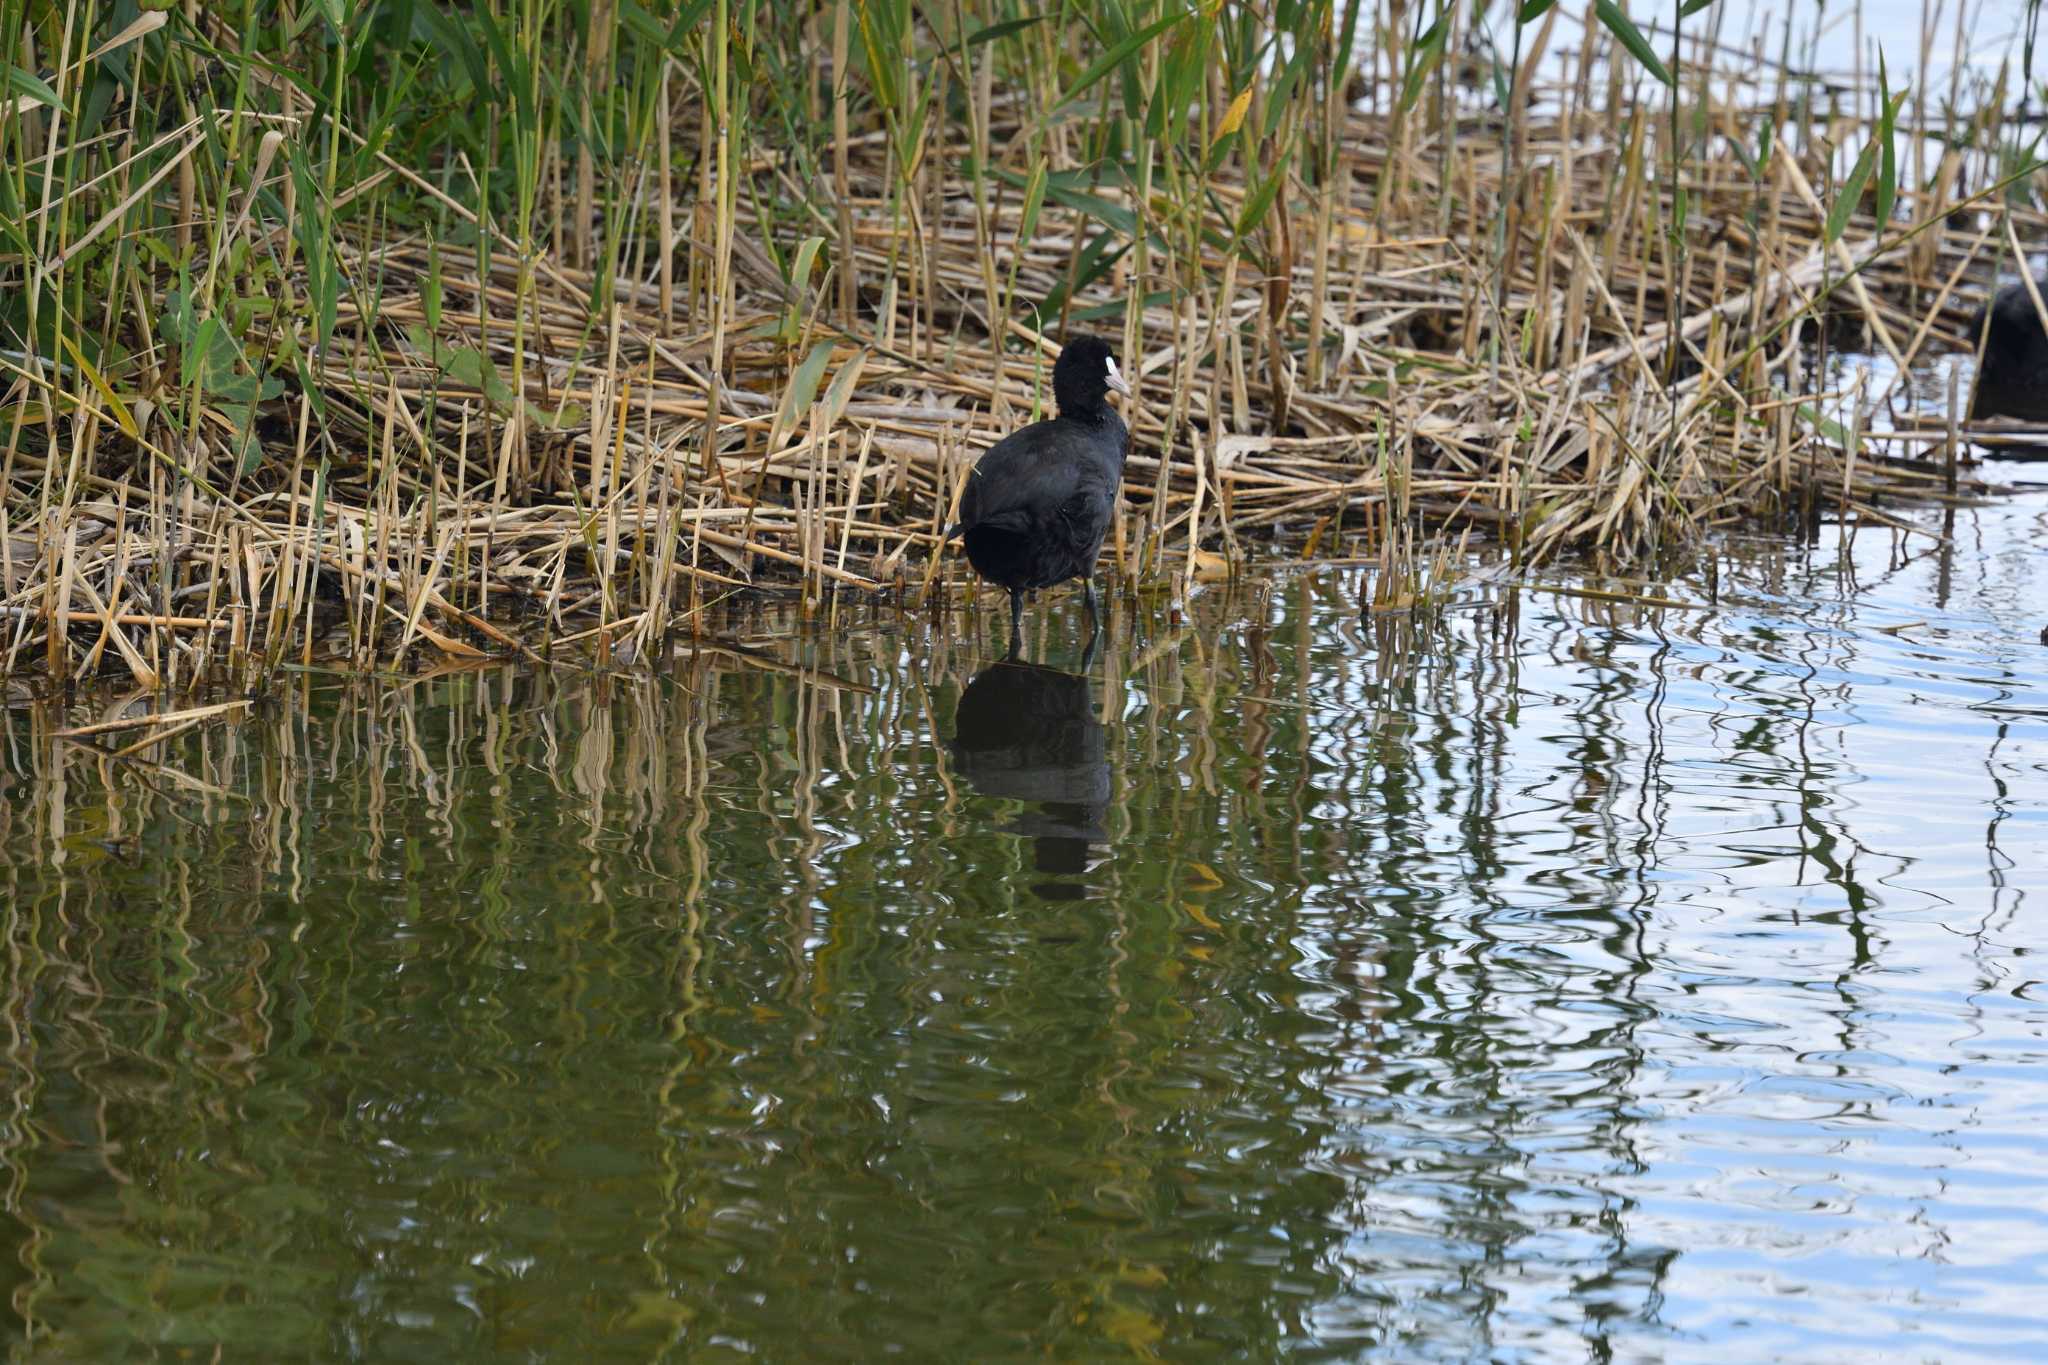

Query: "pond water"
<box><xmin>0</xmin><ymin>473</ymin><xmax>2044</xmax><ymax>1361</ymax></box>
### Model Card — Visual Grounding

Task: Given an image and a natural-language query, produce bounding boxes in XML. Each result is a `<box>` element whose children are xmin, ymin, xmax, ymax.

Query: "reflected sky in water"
<box><xmin>0</xmin><ymin>479</ymin><xmax>2043</xmax><ymax>1361</ymax></box>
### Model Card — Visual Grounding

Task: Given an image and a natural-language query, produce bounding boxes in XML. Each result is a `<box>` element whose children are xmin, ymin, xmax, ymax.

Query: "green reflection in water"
<box><xmin>0</xmin><ymin>495</ymin><xmax>2045</xmax><ymax>1362</ymax></box>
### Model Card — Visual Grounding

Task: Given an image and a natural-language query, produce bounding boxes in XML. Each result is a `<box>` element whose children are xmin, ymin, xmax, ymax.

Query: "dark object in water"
<box><xmin>1967</xmin><ymin>279</ymin><xmax>2048</xmax><ymax>423</ymax></box>
<box><xmin>948</xmin><ymin>660</ymin><xmax>1109</xmax><ymax>897</ymax></box>
<box><xmin>948</xmin><ymin>335</ymin><xmax>1131</xmax><ymax>656</ymax></box>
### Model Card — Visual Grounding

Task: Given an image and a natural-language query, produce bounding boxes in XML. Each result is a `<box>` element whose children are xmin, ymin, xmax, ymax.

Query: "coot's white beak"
<box><xmin>1106</xmin><ymin>356</ymin><xmax>1132</xmax><ymax>396</ymax></box>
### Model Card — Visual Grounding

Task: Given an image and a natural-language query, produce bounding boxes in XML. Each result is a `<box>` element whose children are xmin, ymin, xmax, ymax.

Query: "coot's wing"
<box><xmin>952</xmin><ymin>419</ymin><xmax>1083</xmax><ymax>535</ymax></box>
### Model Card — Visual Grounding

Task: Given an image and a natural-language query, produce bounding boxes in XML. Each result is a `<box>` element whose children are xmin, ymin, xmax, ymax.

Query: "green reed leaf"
<box><xmin>1824</xmin><ymin>138</ymin><xmax>1880</xmax><ymax>246</ymax></box>
<box><xmin>1595</xmin><ymin>0</ymin><xmax>1672</xmax><ymax>88</ymax></box>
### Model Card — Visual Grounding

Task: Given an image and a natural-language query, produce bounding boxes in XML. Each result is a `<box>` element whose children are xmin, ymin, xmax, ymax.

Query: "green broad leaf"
<box><xmin>293</xmin><ymin>355</ymin><xmax>328</xmax><ymax>419</ymax></box>
<box><xmin>57</xmin><ymin>332</ymin><xmax>138</xmax><ymax>439</ymax></box>
<box><xmin>1400</xmin><ymin>12</ymin><xmax>1449</xmax><ymax>114</ymax></box>
<box><xmin>1162</xmin><ymin>20</ymin><xmax>1209</xmax><ymax>141</ymax></box>
<box><xmin>234</xmin><ymin>409</ymin><xmax>267</xmax><ymax>477</ymax></box>
<box><xmin>412</xmin><ymin>4</ymin><xmax>490</xmax><ymax>98</ymax></box>
<box><xmin>1517</xmin><ymin>0</ymin><xmax>1555</xmax><ymax>22</ymax></box>
<box><xmin>788</xmin><ymin>235</ymin><xmax>825</xmax><ymax>291</ymax></box>
<box><xmin>422</xmin><ymin>241</ymin><xmax>443</xmax><ymax>335</ymax></box>
<box><xmin>1594</xmin><ymin>0</ymin><xmax>1672</xmax><ymax>88</ymax></box>
<box><xmin>1053</xmin><ymin>11</ymin><xmax>1186</xmax><ymax>112</ymax></box>
<box><xmin>185</xmin><ymin>317</ymin><xmax>221</xmax><ymax>388</ymax></box>
<box><xmin>620</xmin><ymin>0</ymin><xmax>714</xmax><ymax>52</ymax></box>
<box><xmin>527</xmin><ymin>399</ymin><xmax>585</xmax><ymax>430</ymax></box>
<box><xmin>1874</xmin><ymin>52</ymin><xmax>1907</xmax><ymax>229</ymax></box>
<box><xmin>1147</xmin><ymin>26</ymin><xmax>1201</xmax><ymax>141</ymax></box>
<box><xmin>618</xmin><ymin>0</ymin><xmax>671</xmax><ymax>51</ymax></box>
<box><xmin>215</xmin><ymin>372</ymin><xmax>263</xmax><ymax>406</ymax></box>
<box><xmin>1727</xmin><ymin>140</ymin><xmax>1755</xmax><ymax>179</ymax></box>
<box><xmin>1797</xmin><ymin>402</ymin><xmax>1855</xmax><ymax>455</ymax></box>
<box><xmin>1262</xmin><ymin>38</ymin><xmax>1312</xmax><ymax>140</ymax></box>
<box><xmin>1678</xmin><ymin>0</ymin><xmax>1716</xmax><ymax>16</ymax></box>
<box><xmin>405</xmin><ymin>323</ymin><xmax>444</xmax><ymax>363</ymax></box>
<box><xmin>1037</xmin><ymin>179</ymin><xmax>1138</xmax><ymax>236</ymax></box>
<box><xmin>1073</xmin><ymin>288</ymin><xmax>1174</xmax><ymax>322</ymax></box>
<box><xmin>967</xmin><ymin>15</ymin><xmax>1047</xmax><ymax>47</ymax></box>
<box><xmin>772</xmin><ymin>236</ymin><xmax>829</xmax><ymax>344</ymax></box>
<box><xmin>1824</xmin><ymin>138</ymin><xmax>1880</xmax><ymax>245</ymax></box>
<box><xmin>309</xmin><ymin>456</ymin><xmax>329</xmax><ymax>533</ymax></box>
<box><xmin>439</xmin><ymin>345</ymin><xmax>517</xmax><ymax>406</ymax></box>
<box><xmin>664</xmin><ymin>0</ymin><xmax>716</xmax><ymax>50</ymax></box>
<box><xmin>1234</xmin><ymin>144</ymin><xmax>1296</xmax><ymax>242</ymax></box>
<box><xmin>471</xmin><ymin>7</ymin><xmax>534</xmax><ymax>127</ymax></box>
<box><xmin>4</xmin><ymin>62</ymin><xmax>62</xmax><ymax>110</ymax></box>
<box><xmin>1016</xmin><ymin>161</ymin><xmax>1049</xmax><ymax>245</ymax></box>
<box><xmin>819</xmin><ymin>348</ymin><xmax>868</xmax><ymax>429</ymax></box>
<box><xmin>289</xmin><ymin>154</ymin><xmax>338</xmax><ymax>353</ymax></box>
<box><xmin>785</xmin><ymin>339</ymin><xmax>836</xmax><ymax>424</ymax></box>
<box><xmin>1034</xmin><ymin>229</ymin><xmax>1130</xmax><ymax>324</ymax></box>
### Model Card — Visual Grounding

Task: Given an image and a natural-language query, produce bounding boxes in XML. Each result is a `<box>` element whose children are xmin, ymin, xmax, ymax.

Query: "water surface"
<box><xmin>1</xmin><ymin>480</ymin><xmax>2044</xmax><ymax>1361</ymax></box>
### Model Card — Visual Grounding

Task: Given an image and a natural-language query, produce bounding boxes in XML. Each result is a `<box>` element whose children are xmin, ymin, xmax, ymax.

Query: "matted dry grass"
<box><xmin>3</xmin><ymin>3</ymin><xmax>2035</xmax><ymax>686</ymax></box>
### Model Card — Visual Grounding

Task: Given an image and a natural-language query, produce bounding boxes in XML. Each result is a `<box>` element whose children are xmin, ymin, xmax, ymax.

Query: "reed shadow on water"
<box><xmin>946</xmin><ymin>659</ymin><xmax>1110</xmax><ymax>901</ymax></box>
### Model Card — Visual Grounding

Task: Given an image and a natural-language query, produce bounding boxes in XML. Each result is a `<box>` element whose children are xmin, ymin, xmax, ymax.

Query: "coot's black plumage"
<box><xmin>1968</xmin><ymin>278</ymin><xmax>2048</xmax><ymax>423</ymax></box>
<box><xmin>949</xmin><ymin>335</ymin><xmax>1131</xmax><ymax>652</ymax></box>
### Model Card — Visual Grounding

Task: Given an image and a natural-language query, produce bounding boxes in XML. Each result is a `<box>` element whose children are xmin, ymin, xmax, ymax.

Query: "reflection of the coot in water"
<box><xmin>948</xmin><ymin>661</ymin><xmax>1110</xmax><ymax>900</ymax></box>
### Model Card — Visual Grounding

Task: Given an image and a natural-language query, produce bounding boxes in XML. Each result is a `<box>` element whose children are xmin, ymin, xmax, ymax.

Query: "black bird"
<box><xmin>949</xmin><ymin>335</ymin><xmax>1131</xmax><ymax>655</ymax></box>
<box><xmin>1967</xmin><ymin>278</ymin><xmax>2048</xmax><ymax>423</ymax></box>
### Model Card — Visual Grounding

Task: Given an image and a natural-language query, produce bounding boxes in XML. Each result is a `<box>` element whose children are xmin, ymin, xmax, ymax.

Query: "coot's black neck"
<box><xmin>1057</xmin><ymin>399</ymin><xmax>1120</xmax><ymax>429</ymax></box>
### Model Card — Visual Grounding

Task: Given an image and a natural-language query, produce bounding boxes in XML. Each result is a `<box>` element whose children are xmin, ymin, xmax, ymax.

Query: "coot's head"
<box><xmin>1052</xmin><ymin>335</ymin><xmax>1132</xmax><ymax>417</ymax></box>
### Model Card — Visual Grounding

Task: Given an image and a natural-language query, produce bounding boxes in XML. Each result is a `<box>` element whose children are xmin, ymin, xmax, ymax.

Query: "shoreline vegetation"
<box><xmin>2</xmin><ymin>0</ymin><xmax>2040</xmax><ymax>688</ymax></box>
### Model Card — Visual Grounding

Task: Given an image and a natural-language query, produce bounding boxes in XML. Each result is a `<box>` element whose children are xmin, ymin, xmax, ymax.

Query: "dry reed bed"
<box><xmin>1</xmin><ymin>5</ymin><xmax>2032</xmax><ymax>688</ymax></box>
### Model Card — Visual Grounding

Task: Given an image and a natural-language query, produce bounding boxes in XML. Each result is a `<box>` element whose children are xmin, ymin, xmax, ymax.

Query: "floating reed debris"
<box><xmin>0</xmin><ymin>1</ymin><xmax>2032</xmax><ymax>684</ymax></box>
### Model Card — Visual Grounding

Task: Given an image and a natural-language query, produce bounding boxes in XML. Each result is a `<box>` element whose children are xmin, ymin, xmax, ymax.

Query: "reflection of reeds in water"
<box><xmin>1</xmin><ymin>555</ymin><xmax>2022</xmax><ymax>1351</ymax></box>
<box><xmin>1</xmin><ymin>3</ymin><xmax>2026</xmax><ymax>685</ymax></box>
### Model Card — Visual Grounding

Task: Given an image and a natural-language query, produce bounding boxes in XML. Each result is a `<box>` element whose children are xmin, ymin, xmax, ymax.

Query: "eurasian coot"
<box><xmin>1967</xmin><ymin>278</ymin><xmax>2048</xmax><ymax>423</ymax></box>
<box><xmin>949</xmin><ymin>335</ymin><xmax>1131</xmax><ymax>654</ymax></box>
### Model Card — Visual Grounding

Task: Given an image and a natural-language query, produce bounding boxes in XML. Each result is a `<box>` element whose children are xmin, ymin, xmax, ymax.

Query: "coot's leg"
<box><xmin>1082</xmin><ymin>578</ymin><xmax>1098</xmax><ymax>622</ymax></box>
<box><xmin>1007</xmin><ymin>588</ymin><xmax>1024</xmax><ymax>659</ymax></box>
